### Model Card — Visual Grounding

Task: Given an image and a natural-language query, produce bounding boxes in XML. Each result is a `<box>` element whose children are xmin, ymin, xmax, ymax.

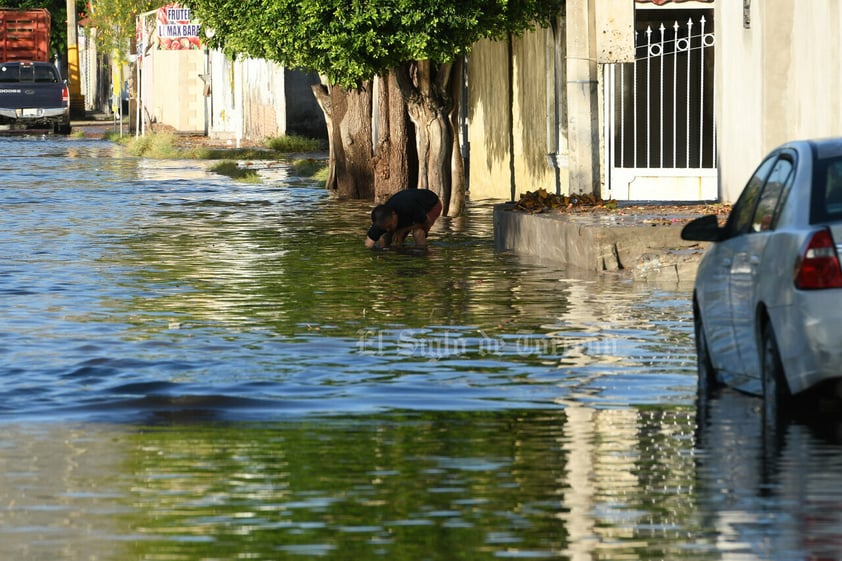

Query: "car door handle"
<box><xmin>749</xmin><ymin>256</ymin><xmax>761</xmax><ymax>266</ymax></box>
<box><xmin>721</xmin><ymin>258</ymin><xmax>732</xmax><ymax>268</ymax></box>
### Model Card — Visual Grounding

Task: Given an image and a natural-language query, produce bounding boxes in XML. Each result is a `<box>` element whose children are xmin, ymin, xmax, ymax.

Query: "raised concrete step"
<box><xmin>493</xmin><ymin>203</ymin><xmax>711</xmax><ymax>283</ymax></box>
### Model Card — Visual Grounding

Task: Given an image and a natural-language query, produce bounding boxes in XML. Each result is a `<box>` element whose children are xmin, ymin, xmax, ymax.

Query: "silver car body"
<box><xmin>693</xmin><ymin>138</ymin><xmax>842</xmax><ymax>396</ymax></box>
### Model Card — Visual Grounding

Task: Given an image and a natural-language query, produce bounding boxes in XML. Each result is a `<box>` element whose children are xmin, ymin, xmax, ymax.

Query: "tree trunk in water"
<box><xmin>447</xmin><ymin>58</ymin><xmax>466</xmax><ymax>216</ymax></box>
<box><xmin>394</xmin><ymin>61</ymin><xmax>465</xmax><ymax>216</ymax></box>
<box><xmin>311</xmin><ymin>81</ymin><xmax>374</xmax><ymax>199</ymax></box>
<box><xmin>373</xmin><ymin>71</ymin><xmax>416</xmax><ymax>203</ymax></box>
<box><xmin>310</xmin><ymin>66</ymin><xmax>465</xmax><ymax>215</ymax></box>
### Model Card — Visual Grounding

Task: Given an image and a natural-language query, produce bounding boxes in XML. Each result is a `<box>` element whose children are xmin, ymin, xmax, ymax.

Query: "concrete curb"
<box><xmin>493</xmin><ymin>203</ymin><xmax>708</xmax><ymax>283</ymax></box>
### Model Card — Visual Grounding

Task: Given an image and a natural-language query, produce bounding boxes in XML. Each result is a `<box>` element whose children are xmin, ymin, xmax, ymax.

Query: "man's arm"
<box><xmin>366</xmin><ymin>224</ymin><xmax>388</xmax><ymax>248</ymax></box>
<box><xmin>410</xmin><ymin>226</ymin><xmax>428</xmax><ymax>249</ymax></box>
<box><xmin>366</xmin><ymin>232</ymin><xmax>393</xmax><ymax>249</ymax></box>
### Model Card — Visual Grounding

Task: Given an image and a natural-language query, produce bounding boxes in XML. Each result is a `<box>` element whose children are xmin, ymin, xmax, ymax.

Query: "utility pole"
<box><xmin>66</xmin><ymin>0</ymin><xmax>86</xmax><ymax>118</ymax></box>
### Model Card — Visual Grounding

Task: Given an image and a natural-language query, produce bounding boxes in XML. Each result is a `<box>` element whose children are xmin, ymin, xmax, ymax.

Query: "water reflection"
<box><xmin>0</xmin><ymin>134</ymin><xmax>699</xmax><ymax>419</ymax></box>
<box><xmin>7</xmin><ymin>402</ymin><xmax>842</xmax><ymax>561</ymax></box>
<box><xmin>0</xmin><ymin>408</ymin><xmax>708</xmax><ymax>560</ymax></box>
<box><xmin>696</xmin><ymin>389</ymin><xmax>842</xmax><ymax>561</ymax></box>
<box><xmin>3</xmin><ymin>137</ymin><xmax>842</xmax><ymax>560</ymax></box>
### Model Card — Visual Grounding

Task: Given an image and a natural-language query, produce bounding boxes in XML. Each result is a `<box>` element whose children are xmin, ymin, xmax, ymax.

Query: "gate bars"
<box><xmin>607</xmin><ymin>16</ymin><xmax>717</xmax><ymax>172</ymax></box>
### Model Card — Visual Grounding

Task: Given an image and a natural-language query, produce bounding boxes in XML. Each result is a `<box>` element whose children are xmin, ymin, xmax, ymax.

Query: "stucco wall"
<box><xmin>207</xmin><ymin>54</ymin><xmax>286</xmax><ymax>142</ymax></box>
<box><xmin>468</xmin><ymin>31</ymin><xmax>558</xmax><ymax>201</ymax></box>
<box><xmin>714</xmin><ymin>2</ymin><xmax>761</xmax><ymax>202</ymax></box>
<box><xmin>285</xmin><ymin>69</ymin><xmax>327</xmax><ymax>139</ymax></box>
<box><xmin>147</xmin><ymin>50</ymin><xmax>205</xmax><ymax>133</ymax></box>
<box><xmin>716</xmin><ymin>1</ymin><xmax>842</xmax><ymax>202</ymax></box>
<box><xmin>511</xmin><ymin>30</ymin><xmax>559</xmax><ymax>198</ymax></box>
<box><xmin>467</xmin><ymin>39</ymin><xmax>513</xmax><ymax>200</ymax></box>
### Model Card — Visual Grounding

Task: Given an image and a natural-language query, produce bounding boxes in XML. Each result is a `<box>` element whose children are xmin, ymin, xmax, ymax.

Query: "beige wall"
<box><xmin>468</xmin><ymin>32</ymin><xmax>561</xmax><ymax>201</ymax></box>
<box><xmin>147</xmin><ymin>50</ymin><xmax>205</xmax><ymax>133</ymax></box>
<box><xmin>512</xmin><ymin>30</ymin><xmax>560</xmax><ymax>199</ymax></box>
<box><xmin>716</xmin><ymin>0</ymin><xmax>842</xmax><ymax>202</ymax></box>
<box><xmin>467</xmin><ymin>38</ymin><xmax>514</xmax><ymax>200</ymax></box>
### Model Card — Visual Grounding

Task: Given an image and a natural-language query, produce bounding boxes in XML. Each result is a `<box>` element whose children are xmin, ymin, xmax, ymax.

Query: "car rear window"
<box><xmin>813</xmin><ymin>156</ymin><xmax>842</xmax><ymax>224</ymax></box>
<box><xmin>0</xmin><ymin>64</ymin><xmax>22</xmax><ymax>83</ymax></box>
<box><xmin>0</xmin><ymin>63</ymin><xmax>59</xmax><ymax>83</ymax></box>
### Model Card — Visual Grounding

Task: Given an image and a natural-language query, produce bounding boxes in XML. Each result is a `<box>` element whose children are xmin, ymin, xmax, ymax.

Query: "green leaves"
<box><xmin>81</xmin><ymin>0</ymin><xmax>162</xmax><ymax>60</ymax></box>
<box><xmin>187</xmin><ymin>0</ymin><xmax>563</xmax><ymax>89</ymax></box>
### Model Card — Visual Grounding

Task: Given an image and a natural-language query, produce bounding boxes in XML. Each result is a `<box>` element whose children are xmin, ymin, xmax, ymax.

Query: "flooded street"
<box><xmin>1</xmin><ymin>136</ymin><xmax>842</xmax><ymax>560</ymax></box>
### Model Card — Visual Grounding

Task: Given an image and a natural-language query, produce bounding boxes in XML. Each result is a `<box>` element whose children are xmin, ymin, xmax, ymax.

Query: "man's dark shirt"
<box><xmin>367</xmin><ymin>189</ymin><xmax>441</xmax><ymax>241</ymax></box>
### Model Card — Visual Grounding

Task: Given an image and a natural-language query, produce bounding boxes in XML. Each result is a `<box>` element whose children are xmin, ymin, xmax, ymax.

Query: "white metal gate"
<box><xmin>605</xmin><ymin>15</ymin><xmax>717</xmax><ymax>201</ymax></box>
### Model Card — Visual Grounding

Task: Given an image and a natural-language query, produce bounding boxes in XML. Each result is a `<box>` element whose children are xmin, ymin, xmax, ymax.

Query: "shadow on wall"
<box><xmin>469</xmin><ymin>39</ymin><xmax>513</xmax><ymax>192</ymax></box>
<box><xmin>512</xmin><ymin>31</ymin><xmax>556</xmax><ymax>193</ymax></box>
<box><xmin>469</xmin><ymin>30</ymin><xmax>557</xmax><ymax>199</ymax></box>
<box><xmin>286</xmin><ymin>69</ymin><xmax>328</xmax><ymax>139</ymax></box>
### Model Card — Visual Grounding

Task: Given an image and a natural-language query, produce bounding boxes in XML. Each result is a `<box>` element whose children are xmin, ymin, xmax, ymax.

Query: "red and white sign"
<box><xmin>156</xmin><ymin>4</ymin><xmax>202</xmax><ymax>50</ymax></box>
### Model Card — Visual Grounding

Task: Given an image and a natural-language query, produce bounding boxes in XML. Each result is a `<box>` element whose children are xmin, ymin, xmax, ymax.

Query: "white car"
<box><xmin>682</xmin><ymin>138</ymin><xmax>842</xmax><ymax>421</ymax></box>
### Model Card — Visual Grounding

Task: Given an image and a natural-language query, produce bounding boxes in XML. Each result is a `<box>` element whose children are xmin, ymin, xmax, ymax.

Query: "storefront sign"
<box><xmin>156</xmin><ymin>4</ymin><xmax>202</xmax><ymax>50</ymax></box>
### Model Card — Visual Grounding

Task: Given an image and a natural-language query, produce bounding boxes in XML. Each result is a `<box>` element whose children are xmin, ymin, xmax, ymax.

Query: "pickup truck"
<box><xmin>0</xmin><ymin>61</ymin><xmax>71</xmax><ymax>134</ymax></box>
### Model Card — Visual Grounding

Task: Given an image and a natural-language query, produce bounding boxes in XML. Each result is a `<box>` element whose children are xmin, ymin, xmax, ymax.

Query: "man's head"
<box><xmin>371</xmin><ymin>205</ymin><xmax>398</xmax><ymax>231</ymax></box>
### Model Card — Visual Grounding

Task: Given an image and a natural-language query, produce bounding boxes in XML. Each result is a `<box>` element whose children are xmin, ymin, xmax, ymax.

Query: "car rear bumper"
<box><xmin>0</xmin><ymin>107</ymin><xmax>69</xmax><ymax>123</ymax></box>
<box><xmin>774</xmin><ymin>290</ymin><xmax>842</xmax><ymax>394</ymax></box>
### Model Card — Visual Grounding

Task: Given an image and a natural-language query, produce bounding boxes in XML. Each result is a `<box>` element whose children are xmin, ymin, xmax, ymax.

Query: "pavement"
<box><xmin>70</xmin><ymin>112</ymin><xmax>124</xmax><ymax>138</ymax></box>
<box><xmin>494</xmin><ymin>201</ymin><xmax>728</xmax><ymax>283</ymax></box>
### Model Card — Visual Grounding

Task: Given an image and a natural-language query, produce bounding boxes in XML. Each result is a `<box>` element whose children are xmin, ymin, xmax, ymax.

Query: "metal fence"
<box><xmin>607</xmin><ymin>15</ymin><xmax>716</xmax><ymax>172</ymax></box>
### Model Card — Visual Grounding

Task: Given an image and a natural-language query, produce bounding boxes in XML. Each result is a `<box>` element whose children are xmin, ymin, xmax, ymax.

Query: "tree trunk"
<box><xmin>394</xmin><ymin>60</ymin><xmax>465</xmax><ymax>216</ymax></box>
<box><xmin>311</xmin><ymin>81</ymin><xmax>374</xmax><ymax>199</ymax></box>
<box><xmin>373</xmin><ymin>71</ymin><xmax>416</xmax><ymax>203</ymax></box>
<box><xmin>447</xmin><ymin>58</ymin><xmax>466</xmax><ymax>216</ymax></box>
<box><xmin>310</xmin><ymin>65</ymin><xmax>466</xmax><ymax>216</ymax></box>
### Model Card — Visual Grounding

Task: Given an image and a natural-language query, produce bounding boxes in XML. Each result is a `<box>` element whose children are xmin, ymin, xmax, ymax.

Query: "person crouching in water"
<box><xmin>365</xmin><ymin>189</ymin><xmax>442</xmax><ymax>249</ymax></box>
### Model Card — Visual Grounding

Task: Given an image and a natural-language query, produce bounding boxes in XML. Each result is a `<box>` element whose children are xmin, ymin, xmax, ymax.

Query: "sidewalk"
<box><xmin>70</xmin><ymin>112</ymin><xmax>123</xmax><ymax>138</ymax></box>
<box><xmin>493</xmin><ymin>200</ymin><xmax>728</xmax><ymax>283</ymax></box>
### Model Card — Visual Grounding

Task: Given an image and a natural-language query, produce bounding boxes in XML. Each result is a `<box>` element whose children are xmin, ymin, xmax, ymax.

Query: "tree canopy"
<box><xmin>187</xmin><ymin>0</ymin><xmax>563</xmax><ymax>89</ymax></box>
<box><xmin>83</xmin><ymin>0</ymin><xmax>160</xmax><ymax>58</ymax></box>
<box><xmin>186</xmin><ymin>0</ymin><xmax>564</xmax><ymax>213</ymax></box>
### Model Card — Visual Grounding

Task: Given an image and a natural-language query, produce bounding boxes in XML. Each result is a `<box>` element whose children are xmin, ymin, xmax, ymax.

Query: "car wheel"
<box><xmin>761</xmin><ymin>321</ymin><xmax>790</xmax><ymax>426</ymax></box>
<box><xmin>694</xmin><ymin>309</ymin><xmax>717</xmax><ymax>398</ymax></box>
<box><xmin>53</xmin><ymin>121</ymin><xmax>71</xmax><ymax>135</ymax></box>
<box><xmin>693</xmin><ymin>310</ymin><xmax>717</xmax><ymax>445</ymax></box>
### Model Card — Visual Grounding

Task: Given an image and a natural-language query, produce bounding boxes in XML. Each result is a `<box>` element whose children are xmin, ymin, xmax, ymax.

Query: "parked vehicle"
<box><xmin>682</xmin><ymin>138</ymin><xmax>842</xmax><ymax>421</ymax></box>
<box><xmin>0</xmin><ymin>61</ymin><xmax>71</xmax><ymax>134</ymax></box>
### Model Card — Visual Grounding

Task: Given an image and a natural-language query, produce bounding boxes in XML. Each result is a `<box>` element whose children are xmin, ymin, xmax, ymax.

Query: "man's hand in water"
<box><xmin>366</xmin><ymin>233</ymin><xmax>393</xmax><ymax>249</ymax></box>
<box><xmin>411</xmin><ymin>226</ymin><xmax>428</xmax><ymax>249</ymax></box>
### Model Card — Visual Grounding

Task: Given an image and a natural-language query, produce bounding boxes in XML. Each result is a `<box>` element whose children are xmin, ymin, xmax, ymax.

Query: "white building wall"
<box><xmin>716</xmin><ymin>0</ymin><xmax>842</xmax><ymax>202</ymax></box>
<box><xmin>207</xmin><ymin>52</ymin><xmax>287</xmax><ymax>144</ymax></box>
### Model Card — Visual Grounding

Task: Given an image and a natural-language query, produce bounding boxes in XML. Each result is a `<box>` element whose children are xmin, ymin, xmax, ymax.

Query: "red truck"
<box><xmin>0</xmin><ymin>9</ymin><xmax>70</xmax><ymax>134</ymax></box>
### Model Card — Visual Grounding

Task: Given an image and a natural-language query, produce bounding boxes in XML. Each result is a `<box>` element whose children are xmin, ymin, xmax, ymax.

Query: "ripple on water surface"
<box><xmin>1</xmin><ymin>138</ymin><xmax>841</xmax><ymax>561</ymax></box>
<box><xmin>0</xmin><ymin>137</ymin><xmax>698</xmax><ymax>421</ymax></box>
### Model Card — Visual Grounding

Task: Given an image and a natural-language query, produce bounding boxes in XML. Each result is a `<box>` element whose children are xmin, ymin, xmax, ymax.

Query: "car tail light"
<box><xmin>62</xmin><ymin>86</ymin><xmax>69</xmax><ymax>105</ymax></box>
<box><xmin>794</xmin><ymin>228</ymin><xmax>842</xmax><ymax>289</ymax></box>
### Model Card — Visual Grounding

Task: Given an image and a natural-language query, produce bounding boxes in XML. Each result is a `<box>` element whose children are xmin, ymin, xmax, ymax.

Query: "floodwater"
<box><xmin>1</xmin><ymin>137</ymin><xmax>841</xmax><ymax>560</ymax></box>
